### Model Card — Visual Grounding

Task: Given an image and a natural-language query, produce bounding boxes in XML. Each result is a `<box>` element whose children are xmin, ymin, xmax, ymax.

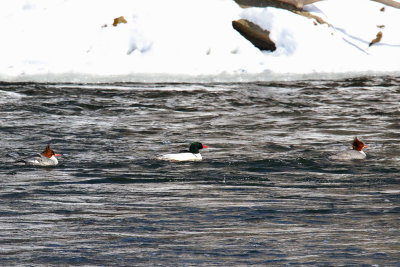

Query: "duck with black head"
<box><xmin>329</xmin><ymin>137</ymin><xmax>368</xmax><ymax>160</ymax></box>
<box><xmin>157</xmin><ymin>142</ymin><xmax>209</xmax><ymax>162</ymax></box>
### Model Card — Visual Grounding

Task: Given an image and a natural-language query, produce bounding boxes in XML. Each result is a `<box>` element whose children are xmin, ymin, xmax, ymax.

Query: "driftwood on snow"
<box><xmin>234</xmin><ymin>0</ymin><xmax>400</xmax><ymax>10</ymax></box>
<box><xmin>372</xmin><ymin>0</ymin><xmax>400</xmax><ymax>9</ymax></box>
<box><xmin>232</xmin><ymin>0</ymin><xmax>399</xmax><ymax>52</ymax></box>
<box><xmin>232</xmin><ymin>19</ymin><xmax>276</xmax><ymax>51</ymax></box>
<box><xmin>234</xmin><ymin>0</ymin><xmax>322</xmax><ymax>10</ymax></box>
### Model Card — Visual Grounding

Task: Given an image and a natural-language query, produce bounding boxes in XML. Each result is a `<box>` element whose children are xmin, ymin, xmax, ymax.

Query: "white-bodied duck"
<box><xmin>329</xmin><ymin>137</ymin><xmax>368</xmax><ymax>160</ymax></box>
<box><xmin>158</xmin><ymin>142</ymin><xmax>209</xmax><ymax>162</ymax></box>
<box><xmin>17</xmin><ymin>145</ymin><xmax>62</xmax><ymax>166</ymax></box>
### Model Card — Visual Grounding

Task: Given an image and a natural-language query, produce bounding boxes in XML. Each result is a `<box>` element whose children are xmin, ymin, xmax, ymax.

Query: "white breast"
<box><xmin>329</xmin><ymin>150</ymin><xmax>366</xmax><ymax>160</ymax></box>
<box><xmin>26</xmin><ymin>155</ymin><xmax>59</xmax><ymax>166</ymax></box>
<box><xmin>158</xmin><ymin>152</ymin><xmax>202</xmax><ymax>162</ymax></box>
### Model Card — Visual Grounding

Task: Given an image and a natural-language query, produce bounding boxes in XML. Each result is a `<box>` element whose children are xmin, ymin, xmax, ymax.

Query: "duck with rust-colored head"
<box><xmin>17</xmin><ymin>145</ymin><xmax>62</xmax><ymax>166</ymax></box>
<box><xmin>329</xmin><ymin>137</ymin><xmax>368</xmax><ymax>160</ymax></box>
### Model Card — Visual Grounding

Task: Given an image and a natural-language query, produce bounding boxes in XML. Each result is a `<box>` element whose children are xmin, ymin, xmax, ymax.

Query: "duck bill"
<box><xmin>202</xmin><ymin>145</ymin><xmax>209</xmax><ymax>149</ymax></box>
<box><xmin>54</xmin><ymin>154</ymin><xmax>62</xmax><ymax>157</ymax></box>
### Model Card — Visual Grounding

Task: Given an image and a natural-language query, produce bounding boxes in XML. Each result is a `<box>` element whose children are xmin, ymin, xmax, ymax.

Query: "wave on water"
<box><xmin>0</xmin><ymin>78</ymin><xmax>400</xmax><ymax>265</ymax></box>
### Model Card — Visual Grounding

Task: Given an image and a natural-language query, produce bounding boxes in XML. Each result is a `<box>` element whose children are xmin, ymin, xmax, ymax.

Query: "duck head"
<box><xmin>41</xmin><ymin>145</ymin><xmax>62</xmax><ymax>158</ymax></box>
<box><xmin>189</xmin><ymin>142</ymin><xmax>209</xmax><ymax>154</ymax></box>
<box><xmin>352</xmin><ymin>137</ymin><xmax>368</xmax><ymax>152</ymax></box>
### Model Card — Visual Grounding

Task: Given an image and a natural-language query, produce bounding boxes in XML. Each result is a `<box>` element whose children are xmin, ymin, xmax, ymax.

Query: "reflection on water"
<box><xmin>0</xmin><ymin>77</ymin><xmax>399</xmax><ymax>265</ymax></box>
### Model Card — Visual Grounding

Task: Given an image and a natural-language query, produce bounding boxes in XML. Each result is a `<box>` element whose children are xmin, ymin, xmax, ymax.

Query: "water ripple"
<box><xmin>0</xmin><ymin>77</ymin><xmax>399</xmax><ymax>265</ymax></box>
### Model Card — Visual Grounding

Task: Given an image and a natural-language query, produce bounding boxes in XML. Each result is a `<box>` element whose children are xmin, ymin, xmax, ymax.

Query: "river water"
<box><xmin>0</xmin><ymin>77</ymin><xmax>399</xmax><ymax>266</ymax></box>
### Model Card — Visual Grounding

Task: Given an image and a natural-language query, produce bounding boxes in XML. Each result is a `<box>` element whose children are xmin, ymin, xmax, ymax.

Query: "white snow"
<box><xmin>0</xmin><ymin>0</ymin><xmax>399</xmax><ymax>83</ymax></box>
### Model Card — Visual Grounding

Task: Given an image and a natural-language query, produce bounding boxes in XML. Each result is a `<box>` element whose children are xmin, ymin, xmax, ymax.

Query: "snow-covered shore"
<box><xmin>1</xmin><ymin>0</ymin><xmax>399</xmax><ymax>83</ymax></box>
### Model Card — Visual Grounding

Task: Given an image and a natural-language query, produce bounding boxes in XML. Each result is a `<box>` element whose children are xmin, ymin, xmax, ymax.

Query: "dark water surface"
<box><xmin>0</xmin><ymin>77</ymin><xmax>399</xmax><ymax>266</ymax></box>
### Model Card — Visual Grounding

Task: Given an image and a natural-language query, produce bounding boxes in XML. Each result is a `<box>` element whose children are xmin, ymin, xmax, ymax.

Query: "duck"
<box><xmin>158</xmin><ymin>142</ymin><xmax>209</xmax><ymax>161</ymax></box>
<box><xmin>17</xmin><ymin>145</ymin><xmax>62</xmax><ymax>166</ymax></box>
<box><xmin>329</xmin><ymin>137</ymin><xmax>368</xmax><ymax>160</ymax></box>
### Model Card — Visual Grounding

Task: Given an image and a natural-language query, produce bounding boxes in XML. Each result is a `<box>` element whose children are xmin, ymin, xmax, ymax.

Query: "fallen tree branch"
<box><xmin>371</xmin><ymin>0</ymin><xmax>400</xmax><ymax>9</ymax></box>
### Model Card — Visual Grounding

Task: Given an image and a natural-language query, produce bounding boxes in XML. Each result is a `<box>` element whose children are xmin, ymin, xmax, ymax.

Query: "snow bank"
<box><xmin>0</xmin><ymin>0</ymin><xmax>399</xmax><ymax>83</ymax></box>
